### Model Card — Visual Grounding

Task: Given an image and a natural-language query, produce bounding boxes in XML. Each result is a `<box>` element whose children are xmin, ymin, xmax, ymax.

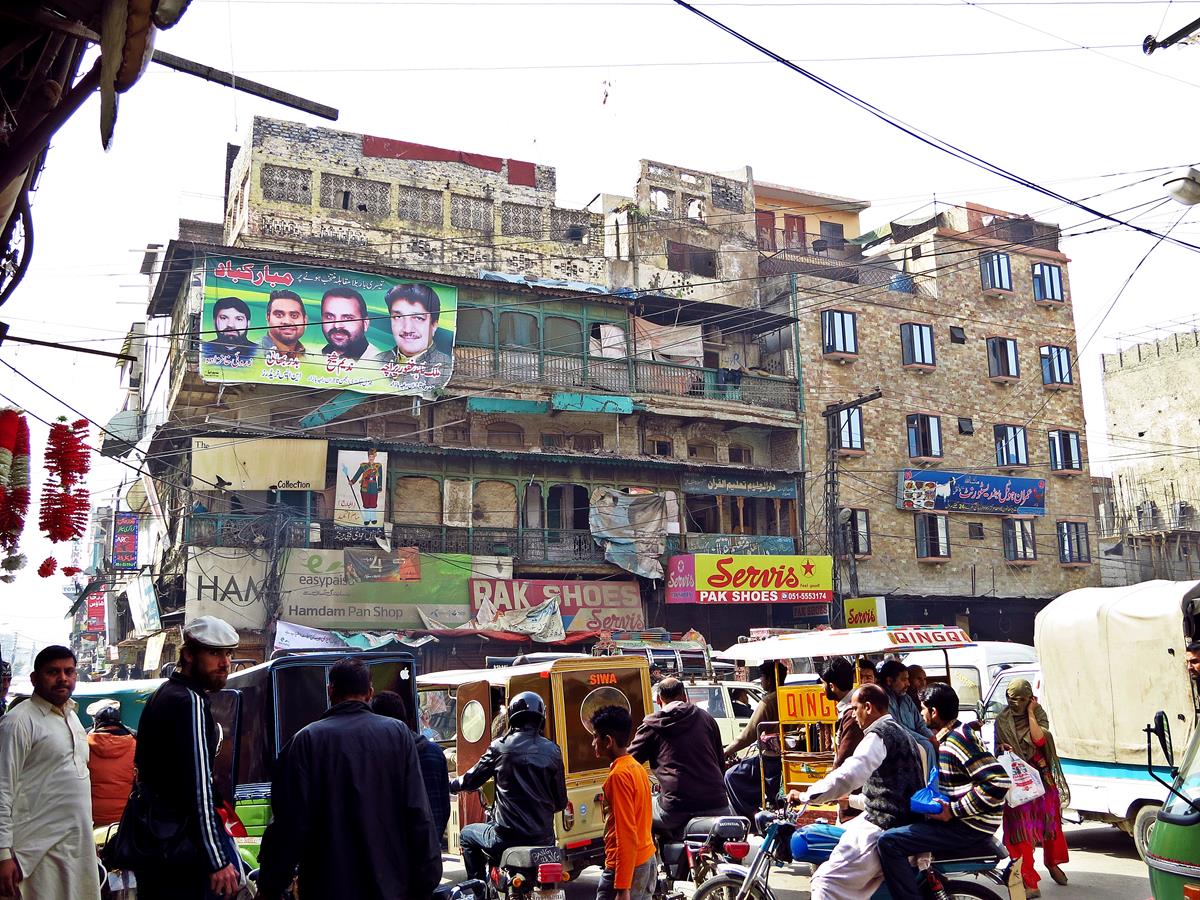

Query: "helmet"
<box><xmin>507</xmin><ymin>691</ymin><xmax>545</xmax><ymax>729</ymax></box>
<box><xmin>86</xmin><ymin>698</ymin><xmax>123</xmax><ymax>729</ymax></box>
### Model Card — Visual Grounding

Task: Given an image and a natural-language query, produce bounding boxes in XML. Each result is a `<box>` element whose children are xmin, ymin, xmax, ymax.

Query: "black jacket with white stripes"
<box><xmin>133</xmin><ymin>670</ymin><xmax>231</xmax><ymax>873</ymax></box>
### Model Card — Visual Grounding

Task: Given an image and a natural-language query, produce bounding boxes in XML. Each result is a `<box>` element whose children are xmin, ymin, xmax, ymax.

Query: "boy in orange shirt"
<box><xmin>591</xmin><ymin>705</ymin><xmax>657</xmax><ymax>900</ymax></box>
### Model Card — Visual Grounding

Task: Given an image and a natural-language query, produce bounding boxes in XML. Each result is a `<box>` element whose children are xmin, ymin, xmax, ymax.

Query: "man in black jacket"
<box><xmin>628</xmin><ymin>677</ymin><xmax>731</xmax><ymax>839</ymax></box>
<box><xmin>256</xmin><ymin>657</ymin><xmax>442</xmax><ymax>899</ymax></box>
<box><xmin>451</xmin><ymin>691</ymin><xmax>567</xmax><ymax>881</ymax></box>
<box><xmin>133</xmin><ymin>616</ymin><xmax>241</xmax><ymax>900</ymax></box>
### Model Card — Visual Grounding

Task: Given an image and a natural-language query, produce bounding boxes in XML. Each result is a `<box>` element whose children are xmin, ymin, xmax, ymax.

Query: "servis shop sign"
<box><xmin>666</xmin><ymin>554</ymin><xmax>833</xmax><ymax>604</ymax></box>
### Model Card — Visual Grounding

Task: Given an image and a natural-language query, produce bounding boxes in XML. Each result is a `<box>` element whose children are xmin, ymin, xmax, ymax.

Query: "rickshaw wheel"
<box><xmin>942</xmin><ymin>879</ymin><xmax>1004</xmax><ymax>900</ymax></box>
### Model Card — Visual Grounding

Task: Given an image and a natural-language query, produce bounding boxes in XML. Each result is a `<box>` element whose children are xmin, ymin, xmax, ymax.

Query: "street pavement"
<box><xmin>439</xmin><ymin>823</ymin><xmax>1151</xmax><ymax>898</ymax></box>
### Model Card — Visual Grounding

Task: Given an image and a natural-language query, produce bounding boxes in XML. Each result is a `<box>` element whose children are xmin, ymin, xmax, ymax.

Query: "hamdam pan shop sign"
<box><xmin>666</xmin><ymin>554</ymin><xmax>833</xmax><ymax>605</ymax></box>
<box><xmin>199</xmin><ymin>256</ymin><xmax>458</xmax><ymax>399</ymax></box>
<box><xmin>896</xmin><ymin>469</ymin><xmax>1046</xmax><ymax>516</ymax></box>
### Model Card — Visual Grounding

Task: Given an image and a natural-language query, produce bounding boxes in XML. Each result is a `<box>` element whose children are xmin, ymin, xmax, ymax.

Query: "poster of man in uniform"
<box><xmin>335</xmin><ymin>449</ymin><xmax>388</xmax><ymax>527</ymax></box>
<box><xmin>200</xmin><ymin>256</ymin><xmax>458</xmax><ymax>398</ymax></box>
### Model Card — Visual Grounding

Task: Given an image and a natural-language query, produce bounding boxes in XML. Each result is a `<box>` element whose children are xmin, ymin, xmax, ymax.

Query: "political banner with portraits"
<box><xmin>199</xmin><ymin>255</ymin><xmax>458</xmax><ymax>398</ymax></box>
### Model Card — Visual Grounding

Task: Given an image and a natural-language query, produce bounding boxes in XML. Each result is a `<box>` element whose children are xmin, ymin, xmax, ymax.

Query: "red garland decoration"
<box><xmin>0</xmin><ymin>409</ymin><xmax>31</xmax><ymax>565</ymax></box>
<box><xmin>39</xmin><ymin>418</ymin><xmax>91</xmax><ymax>544</ymax></box>
<box><xmin>62</xmin><ymin>566</ymin><xmax>81</xmax><ymax>577</ymax></box>
<box><xmin>37</xmin><ymin>557</ymin><xmax>56</xmax><ymax>578</ymax></box>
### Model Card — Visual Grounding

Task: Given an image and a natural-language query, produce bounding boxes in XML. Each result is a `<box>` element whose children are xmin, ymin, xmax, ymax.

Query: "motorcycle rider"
<box><xmin>788</xmin><ymin>683</ymin><xmax>925</xmax><ymax>900</ymax></box>
<box><xmin>450</xmin><ymin>691</ymin><xmax>568</xmax><ymax>881</ymax></box>
<box><xmin>628</xmin><ymin>677</ymin><xmax>731</xmax><ymax>840</ymax></box>
<box><xmin>724</xmin><ymin>663</ymin><xmax>781</xmax><ymax>818</ymax></box>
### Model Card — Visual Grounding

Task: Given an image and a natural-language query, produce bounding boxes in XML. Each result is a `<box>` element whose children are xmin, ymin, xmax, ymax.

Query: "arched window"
<box><xmin>486</xmin><ymin>422</ymin><xmax>524</xmax><ymax>448</ymax></box>
<box><xmin>573</xmin><ymin>431</ymin><xmax>603</xmax><ymax>452</ymax></box>
<box><xmin>688</xmin><ymin>440</ymin><xmax>717</xmax><ymax>462</ymax></box>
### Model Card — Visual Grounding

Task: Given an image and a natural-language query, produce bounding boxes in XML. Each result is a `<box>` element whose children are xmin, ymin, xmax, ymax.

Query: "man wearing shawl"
<box><xmin>995</xmin><ymin>678</ymin><xmax>1069</xmax><ymax>897</ymax></box>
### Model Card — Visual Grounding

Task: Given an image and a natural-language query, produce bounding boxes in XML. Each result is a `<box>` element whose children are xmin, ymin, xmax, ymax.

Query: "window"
<box><xmin>1040</xmin><ymin>345</ymin><xmax>1073</xmax><ymax>386</ymax></box>
<box><xmin>260</xmin><ymin>164</ymin><xmax>312</xmax><ymax>205</ymax></box>
<box><xmin>820</xmin><ymin>220</ymin><xmax>846</xmax><ymax>250</ymax></box>
<box><xmin>980</xmin><ymin>252</ymin><xmax>1012</xmax><ymax>292</ymax></box>
<box><xmin>755</xmin><ymin>210</ymin><xmax>776</xmax><ymax>250</ymax></box>
<box><xmin>1032</xmin><ymin>263</ymin><xmax>1064</xmax><ymax>302</ymax></box>
<box><xmin>574</xmin><ymin>431</ymin><xmax>602</xmax><ymax>452</ymax></box>
<box><xmin>967</xmin><ymin>522</ymin><xmax>985</xmax><ymax>540</ymax></box>
<box><xmin>666</xmin><ymin>241</ymin><xmax>717</xmax><ymax>278</ymax></box>
<box><xmin>1004</xmin><ymin>519</ymin><xmax>1037</xmax><ymax>561</ymax></box>
<box><xmin>958</xmin><ymin>417</ymin><xmax>975</xmax><ymax>435</ymax></box>
<box><xmin>916</xmin><ymin>514</ymin><xmax>950</xmax><ymax>559</ymax></box>
<box><xmin>729</xmin><ymin>445</ymin><xmax>753</xmax><ymax>465</ymax></box>
<box><xmin>541</xmin><ymin>432</ymin><xmax>568</xmax><ymax>449</ymax></box>
<box><xmin>649</xmin><ymin>188</ymin><xmax>673</xmax><ymax>217</ymax></box>
<box><xmin>485</xmin><ymin>422</ymin><xmax>524</xmax><ymax>448</ymax></box>
<box><xmin>837</xmin><ymin>408</ymin><xmax>864</xmax><ymax>452</ymax></box>
<box><xmin>848</xmin><ymin>509</ymin><xmax>871</xmax><ymax>556</ymax></box>
<box><xmin>994</xmin><ymin>424</ymin><xmax>1029</xmax><ymax>467</ymax></box>
<box><xmin>687</xmin><ymin>441</ymin><xmax>717</xmax><ymax>461</ymax></box>
<box><xmin>684</xmin><ymin>686</ymin><xmax>728</xmax><ymax>718</ymax></box>
<box><xmin>1057</xmin><ymin>521</ymin><xmax>1090</xmax><ymax>563</ymax></box>
<box><xmin>900</xmin><ymin>323</ymin><xmax>935</xmax><ymax>367</ymax></box>
<box><xmin>1137</xmin><ymin>501</ymin><xmax>1160</xmax><ymax>531</ymax></box>
<box><xmin>498</xmin><ymin>311</ymin><xmax>538</xmax><ymax>349</ymax></box>
<box><xmin>646</xmin><ymin>437</ymin><xmax>673</xmax><ymax>457</ymax></box>
<box><xmin>822</xmin><ymin>310</ymin><xmax>858</xmax><ymax>355</ymax></box>
<box><xmin>949</xmin><ymin>326</ymin><xmax>967</xmax><ymax>344</ymax></box>
<box><xmin>545</xmin><ymin>316</ymin><xmax>585</xmax><ymax>356</ymax></box>
<box><xmin>906</xmin><ymin>414</ymin><xmax>943</xmax><ymax>459</ymax></box>
<box><xmin>1048</xmin><ymin>429</ymin><xmax>1082</xmax><ymax>471</ymax></box>
<box><xmin>987</xmin><ymin>337</ymin><xmax>1020</xmax><ymax>379</ymax></box>
<box><xmin>685</xmin><ymin>197</ymin><xmax>705</xmax><ymax>222</ymax></box>
<box><xmin>457</xmin><ymin>307</ymin><xmax>494</xmax><ymax>346</ymax></box>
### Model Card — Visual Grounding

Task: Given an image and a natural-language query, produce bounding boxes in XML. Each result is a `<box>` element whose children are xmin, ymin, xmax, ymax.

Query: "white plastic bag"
<box><xmin>998</xmin><ymin>751</ymin><xmax>1046</xmax><ymax>808</ymax></box>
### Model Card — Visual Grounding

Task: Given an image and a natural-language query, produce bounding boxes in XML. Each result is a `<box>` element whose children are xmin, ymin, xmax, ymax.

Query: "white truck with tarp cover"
<box><xmin>1035</xmin><ymin>579</ymin><xmax>1200</xmax><ymax>857</ymax></box>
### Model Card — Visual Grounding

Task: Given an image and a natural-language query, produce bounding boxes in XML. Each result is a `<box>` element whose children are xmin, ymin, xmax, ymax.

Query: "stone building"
<box><xmin>760</xmin><ymin>199</ymin><xmax>1099</xmax><ymax>642</ymax></box>
<box><xmin>1098</xmin><ymin>323</ymin><xmax>1200</xmax><ymax>584</ymax></box>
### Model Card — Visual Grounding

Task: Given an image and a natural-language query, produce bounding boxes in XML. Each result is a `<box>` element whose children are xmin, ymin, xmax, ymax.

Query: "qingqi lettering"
<box><xmin>887</xmin><ymin>628</ymin><xmax>970</xmax><ymax>646</ymax></box>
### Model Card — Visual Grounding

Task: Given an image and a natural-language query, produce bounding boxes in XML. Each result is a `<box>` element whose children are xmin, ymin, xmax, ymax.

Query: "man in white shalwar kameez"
<box><xmin>0</xmin><ymin>645</ymin><xmax>99</xmax><ymax>900</ymax></box>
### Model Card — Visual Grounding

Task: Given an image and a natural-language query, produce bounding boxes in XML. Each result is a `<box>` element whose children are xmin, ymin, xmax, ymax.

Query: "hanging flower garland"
<box><xmin>0</xmin><ymin>408</ymin><xmax>31</xmax><ymax>581</ymax></box>
<box><xmin>38</xmin><ymin>418</ymin><xmax>91</xmax><ymax>577</ymax></box>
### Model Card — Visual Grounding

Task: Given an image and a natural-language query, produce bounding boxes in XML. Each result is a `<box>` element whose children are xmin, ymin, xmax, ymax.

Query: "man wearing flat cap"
<box><xmin>132</xmin><ymin>616</ymin><xmax>242</xmax><ymax>899</ymax></box>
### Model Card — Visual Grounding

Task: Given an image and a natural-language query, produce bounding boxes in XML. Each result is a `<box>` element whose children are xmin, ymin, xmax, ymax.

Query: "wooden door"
<box><xmin>455</xmin><ymin>680</ymin><xmax>493</xmax><ymax>829</ymax></box>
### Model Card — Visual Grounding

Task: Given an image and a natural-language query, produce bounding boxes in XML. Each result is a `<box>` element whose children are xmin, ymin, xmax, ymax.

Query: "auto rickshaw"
<box><xmin>210</xmin><ymin>649</ymin><xmax>420</xmax><ymax>866</ymax></box>
<box><xmin>714</xmin><ymin>625</ymin><xmax>978</xmax><ymax>817</ymax></box>
<box><xmin>417</xmin><ymin>654</ymin><xmax>651</xmax><ymax>879</ymax></box>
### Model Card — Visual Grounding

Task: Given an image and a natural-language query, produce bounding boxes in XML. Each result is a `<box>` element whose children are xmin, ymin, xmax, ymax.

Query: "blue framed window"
<box><xmin>1032</xmin><ymin>263</ymin><xmax>1064</xmax><ymax>302</ymax></box>
<box><xmin>906</xmin><ymin>414</ymin><xmax>943</xmax><ymax>459</ymax></box>
<box><xmin>1040</xmin><ymin>345</ymin><xmax>1072</xmax><ymax>386</ymax></box>
<box><xmin>980</xmin><ymin>252</ymin><xmax>1012</xmax><ymax>291</ymax></box>
<box><xmin>994</xmin><ymin>424</ymin><xmax>1029</xmax><ymax>467</ymax></box>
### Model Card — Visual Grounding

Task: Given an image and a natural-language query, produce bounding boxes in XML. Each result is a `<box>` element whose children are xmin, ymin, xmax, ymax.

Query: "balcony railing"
<box><xmin>757</xmin><ymin>228</ymin><xmax>927</xmax><ymax>295</ymax></box>
<box><xmin>186</xmin><ymin>515</ymin><xmax>797</xmax><ymax>559</ymax></box>
<box><xmin>454</xmin><ymin>347</ymin><xmax>798</xmax><ymax>411</ymax></box>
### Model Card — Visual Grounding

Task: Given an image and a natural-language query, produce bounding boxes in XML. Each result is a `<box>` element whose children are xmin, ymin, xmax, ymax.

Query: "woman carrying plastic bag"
<box><xmin>994</xmin><ymin>678</ymin><xmax>1069</xmax><ymax>898</ymax></box>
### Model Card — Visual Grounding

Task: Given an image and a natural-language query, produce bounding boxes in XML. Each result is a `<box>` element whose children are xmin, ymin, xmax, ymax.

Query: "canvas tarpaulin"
<box><xmin>589</xmin><ymin>488</ymin><xmax>668</xmax><ymax>579</ymax></box>
<box><xmin>631</xmin><ymin>317</ymin><xmax>703</xmax><ymax>367</ymax></box>
<box><xmin>1035</xmin><ymin>580</ymin><xmax>1200</xmax><ymax>765</ymax></box>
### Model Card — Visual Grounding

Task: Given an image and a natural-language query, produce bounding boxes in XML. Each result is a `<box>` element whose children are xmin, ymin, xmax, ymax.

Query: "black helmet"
<box><xmin>507</xmin><ymin>691</ymin><xmax>545</xmax><ymax>729</ymax></box>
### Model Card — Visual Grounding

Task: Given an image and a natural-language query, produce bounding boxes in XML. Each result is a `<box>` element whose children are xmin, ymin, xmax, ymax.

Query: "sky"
<box><xmin>2</xmin><ymin>0</ymin><xmax>1199</xmax><ymax>648</ymax></box>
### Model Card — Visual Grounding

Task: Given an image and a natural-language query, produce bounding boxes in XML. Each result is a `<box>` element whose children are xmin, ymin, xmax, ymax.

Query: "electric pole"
<box><xmin>821</xmin><ymin>390</ymin><xmax>882</xmax><ymax>627</ymax></box>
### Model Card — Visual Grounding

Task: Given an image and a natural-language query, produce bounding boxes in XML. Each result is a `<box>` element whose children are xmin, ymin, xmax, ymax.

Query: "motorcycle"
<box><xmin>478</xmin><ymin>844</ymin><xmax>567</xmax><ymax>900</ymax></box>
<box><xmin>654</xmin><ymin>814</ymin><xmax>753</xmax><ymax>899</ymax></box>
<box><xmin>690</xmin><ymin>806</ymin><xmax>1018</xmax><ymax>900</ymax></box>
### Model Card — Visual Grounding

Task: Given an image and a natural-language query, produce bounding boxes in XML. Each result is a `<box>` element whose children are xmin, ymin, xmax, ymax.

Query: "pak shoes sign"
<box><xmin>469</xmin><ymin>579</ymin><xmax>645</xmax><ymax>632</ymax></box>
<box><xmin>666</xmin><ymin>554</ymin><xmax>833</xmax><ymax>605</ymax></box>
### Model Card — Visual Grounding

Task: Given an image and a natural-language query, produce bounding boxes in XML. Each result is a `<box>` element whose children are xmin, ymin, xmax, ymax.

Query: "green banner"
<box><xmin>200</xmin><ymin>256</ymin><xmax>458</xmax><ymax>398</ymax></box>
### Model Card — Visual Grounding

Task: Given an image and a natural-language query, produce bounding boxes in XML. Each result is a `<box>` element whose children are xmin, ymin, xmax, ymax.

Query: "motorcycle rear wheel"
<box><xmin>691</xmin><ymin>874</ymin><xmax>775</xmax><ymax>900</ymax></box>
<box><xmin>942</xmin><ymin>879</ymin><xmax>1005</xmax><ymax>900</ymax></box>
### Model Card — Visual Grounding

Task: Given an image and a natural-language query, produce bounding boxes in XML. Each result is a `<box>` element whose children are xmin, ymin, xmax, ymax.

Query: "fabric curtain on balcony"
<box><xmin>631</xmin><ymin>316</ymin><xmax>703</xmax><ymax>366</ymax></box>
<box><xmin>589</xmin><ymin>323</ymin><xmax>627</xmax><ymax>358</ymax></box>
<box><xmin>589</xmin><ymin>487</ymin><xmax>668</xmax><ymax>578</ymax></box>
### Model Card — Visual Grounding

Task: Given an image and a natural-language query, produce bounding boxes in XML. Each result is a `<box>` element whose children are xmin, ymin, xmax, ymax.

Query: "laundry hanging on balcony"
<box><xmin>589</xmin><ymin>487</ymin><xmax>668</xmax><ymax>579</ymax></box>
<box><xmin>631</xmin><ymin>317</ymin><xmax>703</xmax><ymax>367</ymax></box>
<box><xmin>589</xmin><ymin>323</ymin><xmax>627</xmax><ymax>359</ymax></box>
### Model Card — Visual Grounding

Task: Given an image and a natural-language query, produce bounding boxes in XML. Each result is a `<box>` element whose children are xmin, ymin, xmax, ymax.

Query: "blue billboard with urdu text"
<box><xmin>199</xmin><ymin>256</ymin><xmax>457</xmax><ymax>399</ymax></box>
<box><xmin>896</xmin><ymin>469</ymin><xmax>1046</xmax><ymax>516</ymax></box>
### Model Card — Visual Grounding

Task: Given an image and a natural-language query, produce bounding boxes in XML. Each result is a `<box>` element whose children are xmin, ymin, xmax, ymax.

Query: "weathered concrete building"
<box><xmin>761</xmin><ymin>200</ymin><xmax>1099</xmax><ymax>642</ymax></box>
<box><xmin>1098</xmin><ymin>323</ymin><xmax>1200</xmax><ymax>584</ymax></box>
<box><xmin>108</xmin><ymin>117</ymin><xmax>812</xmax><ymax>664</ymax></box>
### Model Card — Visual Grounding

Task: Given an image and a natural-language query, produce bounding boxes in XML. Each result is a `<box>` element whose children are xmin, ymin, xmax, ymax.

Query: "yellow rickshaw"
<box><xmin>417</xmin><ymin>655</ymin><xmax>652</xmax><ymax>879</ymax></box>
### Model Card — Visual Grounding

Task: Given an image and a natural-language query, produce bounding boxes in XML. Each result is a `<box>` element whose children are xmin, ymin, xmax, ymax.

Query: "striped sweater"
<box><xmin>938</xmin><ymin>721</ymin><xmax>1012</xmax><ymax>834</ymax></box>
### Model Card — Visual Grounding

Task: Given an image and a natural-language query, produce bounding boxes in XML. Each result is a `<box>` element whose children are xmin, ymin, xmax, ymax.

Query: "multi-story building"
<box><xmin>92</xmin><ymin>116</ymin><xmax>1100</xmax><ymax>669</ymax></box>
<box><xmin>758</xmin><ymin>200</ymin><xmax>1098</xmax><ymax>642</ymax></box>
<box><xmin>1098</xmin><ymin>321</ymin><xmax>1200</xmax><ymax>584</ymax></box>
<box><xmin>115</xmin><ymin>118</ymin><xmax>812</xmax><ymax>665</ymax></box>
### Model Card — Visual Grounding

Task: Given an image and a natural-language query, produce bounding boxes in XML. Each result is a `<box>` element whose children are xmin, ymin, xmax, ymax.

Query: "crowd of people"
<box><xmin>0</xmin><ymin>619</ymin><xmax>1072</xmax><ymax>900</ymax></box>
